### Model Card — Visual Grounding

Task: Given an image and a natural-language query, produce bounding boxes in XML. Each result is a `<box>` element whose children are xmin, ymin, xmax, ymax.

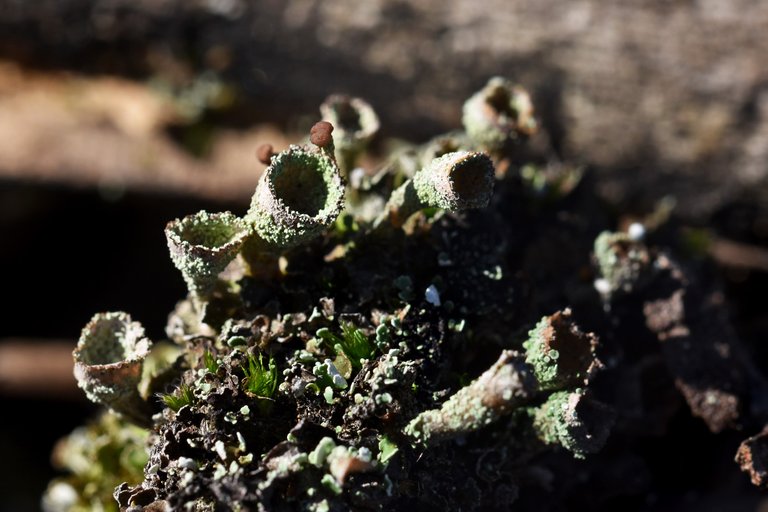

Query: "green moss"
<box><xmin>316</xmin><ymin>322</ymin><xmax>376</xmax><ymax>370</ymax></box>
<box><xmin>202</xmin><ymin>350</ymin><xmax>220</xmax><ymax>374</ymax></box>
<box><xmin>377</xmin><ymin>435</ymin><xmax>399</xmax><ymax>465</ymax></box>
<box><xmin>162</xmin><ymin>383</ymin><xmax>195</xmax><ymax>412</ymax></box>
<box><xmin>242</xmin><ymin>353</ymin><xmax>278</xmax><ymax>399</ymax></box>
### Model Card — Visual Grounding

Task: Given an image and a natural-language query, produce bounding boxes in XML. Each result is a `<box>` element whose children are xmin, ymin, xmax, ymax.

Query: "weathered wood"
<box><xmin>1</xmin><ymin>1</ymin><xmax>767</xmax><ymax>214</ymax></box>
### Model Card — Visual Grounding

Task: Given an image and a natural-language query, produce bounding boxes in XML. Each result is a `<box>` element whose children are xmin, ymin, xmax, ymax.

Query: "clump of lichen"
<box><xmin>47</xmin><ymin>77</ymin><xmax>765</xmax><ymax>511</ymax></box>
<box><xmin>43</xmin><ymin>413</ymin><xmax>149</xmax><ymax>512</ymax></box>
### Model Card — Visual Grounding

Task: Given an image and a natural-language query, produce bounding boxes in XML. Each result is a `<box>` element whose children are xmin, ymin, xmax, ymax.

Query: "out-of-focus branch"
<box><xmin>0</xmin><ymin>338</ymin><xmax>81</xmax><ymax>399</ymax></box>
<box><xmin>710</xmin><ymin>237</ymin><xmax>768</xmax><ymax>273</ymax></box>
<box><xmin>0</xmin><ymin>61</ymin><xmax>291</xmax><ymax>203</ymax></box>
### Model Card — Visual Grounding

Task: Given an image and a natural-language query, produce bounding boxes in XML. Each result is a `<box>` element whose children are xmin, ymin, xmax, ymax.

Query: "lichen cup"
<box><xmin>462</xmin><ymin>77</ymin><xmax>537</xmax><ymax>152</ymax></box>
<box><xmin>165</xmin><ymin>210</ymin><xmax>249</xmax><ymax>301</ymax></box>
<box><xmin>376</xmin><ymin>151</ymin><xmax>495</xmax><ymax>228</ymax></box>
<box><xmin>320</xmin><ymin>95</ymin><xmax>380</xmax><ymax>175</ymax></box>
<box><xmin>73</xmin><ymin>312</ymin><xmax>153</xmax><ymax>426</ymax></box>
<box><xmin>245</xmin><ymin>145</ymin><xmax>345</xmax><ymax>250</ymax></box>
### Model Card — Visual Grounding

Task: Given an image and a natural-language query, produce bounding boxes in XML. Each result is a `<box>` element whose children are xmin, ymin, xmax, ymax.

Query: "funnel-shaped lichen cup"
<box><xmin>73</xmin><ymin>312</ymin><xmax>153</xmax><ymax>426</ymax></box>
<box><xmin>533</xmin><ymin>389</ymin><xmax>614</xmax><ymax>458</ymax></box>
<box><xmin>165</xmin><ymin>211</ymin><xmax>248</xmax><ymax>300</ymax></box>
<box><xmin>413</xmin><ymin>151</ymin><xmax>495</xmax><ymax>211</ymax></box>
<box><xmin>462</xmin><ymin>77</ymin><xmax>537</xmax><ymax>152</ymax></box>
<box><xmin>378</xmin><ymin>151</ymin><xmax>495</xmax><ymax>228</ymax></box>
<box><xmin>320</xmin><ymin>95</ymin><xmax>380</xmax><ymax>174</ymax></box>
<box><xmin>245</xmin><ymin>145</ymin><xmax>345</xmax><ymax>250</ymax></box>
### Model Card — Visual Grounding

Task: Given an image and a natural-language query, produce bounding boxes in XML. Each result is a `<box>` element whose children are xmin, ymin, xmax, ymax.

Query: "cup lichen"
<box><xmin>244</xmin><ymin>144</ymin><xmax>345</xmax><ymax>250</ymax></box>
<box><xmin>320</xmin><ymin>95</ymin><xmax>380</xmax><ymax>175</ymax></box>
<box><xmin>47</xmin><ymin>77</ymin><xmax>724</xmax><ymax>511</ymax></box>
<box><xmin>165</xmin><ymin>210</ymin><xmax>248</xmax><ymax>302</ymax></box>
<box><xmin>462</xmin><ymin>76</ymin><xmax>538</xmax><ymax>152</ymax></box>
<box><xmin>531</xmin><ymin>389</ymin><xmax>615</xmax><ymax>458</ymax></box>
<box><xmin>523</xmin><ymin>308</ymin><xmax>599</xmax><ymax>392</ymax></box>
<box><xmin>73</xmin><ymin>312</ymin><xmax>153</xmax><ymax>427</ymax></box>
<box><xmin>592</xmin><ymin>230</ymin><xmax>654</xmax><ymax>298</ymax></box>
<box><xmin>403</xmin><ymin>350</ymin><xmax>537</xmax><ymax>446</ymax></box>
<box><xmin>376</xmin><ymin>151</ymin><xmax>495</xmax><ymax>228</ymax></box>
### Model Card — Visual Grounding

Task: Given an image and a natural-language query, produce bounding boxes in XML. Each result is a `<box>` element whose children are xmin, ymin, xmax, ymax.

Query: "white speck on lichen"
<box><xmin>628</xmin><ymin>222</ymin><xmax>646</xmax><ymax>241</ymax></box>
<box><xmin>425</xmin><ymin>285</ymin><xmax>441</xmax><ymax>306</ymax></box>
<box><xmin>215</xmin><ymin>440</ymin><xmax>227</xmax><ymax>461</ymax></box>
<box><xmin>593</xmin><ymin>278</ymin><xmax>611</xmax><ymax>295</ymax></box>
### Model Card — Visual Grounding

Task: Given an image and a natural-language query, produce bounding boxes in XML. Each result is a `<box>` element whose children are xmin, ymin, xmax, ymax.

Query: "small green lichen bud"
<box><xmin>165</xmin><ymin>211</ymin><xmax>248</xmax><ymax>299</ymax></box>
<box><xmin>245</xmin><ymin>145</ymin><xmax>345</xmax><ymax>249</ymax></box>
<box><xmin>320</xmin><ymin>95</ymin><xmax>379</xmax><ymax>173</ymax></box>
<box><xmin>403</xmin><ymin>350</ymin><xmax>536</xmax><ymax>446</ymax></box>
<box><xmin>377</xmin><ymin>151</ymin><xmax>495</xmax><ymax>228</ymax></box>
<box><xmin>73</xmin><ymin>312</ymin><xmax>153</xmax><ymax>426</ymax></box>
<box><xmin>309</xmin><ymin>437</ymin><xmax>337</xmax><ymax>467</ymax></box>
<box><xmin>532</xmin><ymin>389</ymin><xmax>614</xmax><ymax>458</ymax></box>
<box><xmin>593</xmin><ymin>230</ymin><xmax>654</xmax><ymax>298</ymax></box>
<box><xmin>523</xmin><ymin>309</ymin><xmax>599</xmax><ymax>392</ymax></box>
<box><xmin>462</xmin><ymin>77</ymin><xmax>537</xmax><ymax>152</ymax></box>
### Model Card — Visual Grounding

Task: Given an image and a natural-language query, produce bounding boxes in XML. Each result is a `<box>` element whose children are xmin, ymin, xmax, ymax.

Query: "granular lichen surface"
<box><xmin>44</xmin><ymin>80</ymin><xmax>768</xmax><ymax>512</ymax></box>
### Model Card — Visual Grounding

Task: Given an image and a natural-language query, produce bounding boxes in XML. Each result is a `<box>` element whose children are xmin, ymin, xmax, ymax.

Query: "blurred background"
<box><xmin>1</xmin><ymin>1</ymin><xmax>767</xmax><ymax>510</ymax></box>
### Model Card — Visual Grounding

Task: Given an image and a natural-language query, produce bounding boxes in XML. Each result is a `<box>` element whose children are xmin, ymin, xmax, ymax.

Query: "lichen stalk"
<box><xmin>532</xmin><ymin>389</ymin><xmax>614</xmax><ymax>458</ymax></box>
<box><xmin>375</xmin><ymin>151</ymin><xmax>495</xmax><ymax>228</ymax></box>
<box><xmin>404</xmin><ymin>350</ymin><xmax>536</xmax><ymax>446</ymax></box>
<box><xmin>593</xmin><ymin>230</ymin><xmax>654</xmax><ymax>298</ymax></box>
<box><xmin>523</xmin><ymin>308</ymin><xmax>600</xmax><ymax>392</ymax></box>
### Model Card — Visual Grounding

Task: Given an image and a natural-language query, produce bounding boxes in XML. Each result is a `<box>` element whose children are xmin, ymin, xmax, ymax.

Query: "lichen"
<box><xmin>245</xmin><ymin>144</ymin><xmax>345</xmax><ymax>250</ymax></box>
<box><xmin>376</xmin><ymin>151</ymin><xmax>494</xmax><ymax>228</ymax></box>
<box><xmin>462</xmin><ymin>76</ymin><xmax>537</xmax><ymax>152</ymax></box>
<box><xmin>523</xmin><ymin>308</ymin><xmax>599</xmax><ymax>392</ymax></box>
<box><xmin>320</xmin><ymin>95</ymin><xmax>380</xmax><ymax>176</ymax></box>
<box><xmin>53</xmin><ymin>79</ymin><xmax>649</xmax><ymax>511</ymax></box>
<box><xmin>165</xmin><ymin>210</ymin><xmax>248</xmax><ymax>300</ymax></box>
<box><xmin>403</xmin><ymin>350</ymin><xmax>537</xmax><ymax>446</ymax></box>
<box><xmin>593</xmin><ymin>230</ymin><xmax>654</xmax><ymax>298</ymax></box>
<box><xmin>73</xmin><ymin>312</ymin><xmax>153</xmax><ymax>426</ymax></box>
<box><xmin>532</xmin><ymin>389</ymin><xmax>614</xmax><ymax>458</ymax></box>
<box><xmin>43</xmin><ymin>413</ymin><xmax>149</xmax><ymax>512</ymax></box>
